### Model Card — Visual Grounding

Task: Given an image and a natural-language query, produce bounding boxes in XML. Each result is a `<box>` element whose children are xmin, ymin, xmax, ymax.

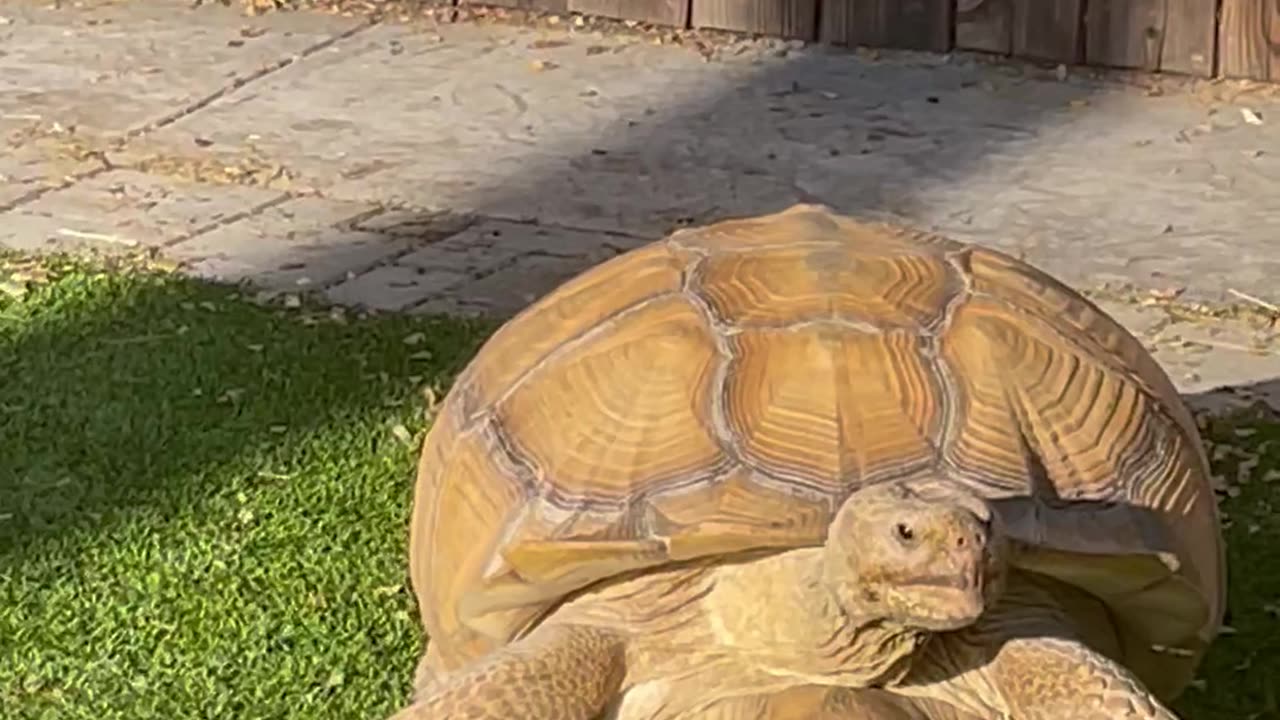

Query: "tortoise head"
<box><xmin>821</xmin><ymin>480</ymin><xmax>1010</xmax><ymax>632</ymax></box>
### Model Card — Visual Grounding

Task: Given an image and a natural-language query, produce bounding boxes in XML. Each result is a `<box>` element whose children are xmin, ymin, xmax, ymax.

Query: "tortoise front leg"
<box><xmin>985</xmin><ymin>635</ymin><xmax>1179</xmax><ymax>719</ymax></box>
<box><xmin>901</xmin><ymin>627</ymin><xmax>1181</xmax><ymax>719</ymax></box>
<box><xmin>894</xmin><ymin>573</ymin><xmax>1182</xmax><ymax>719</ymax></box>
<box><xmin>388</xmin><ymin>623</ymin><xmax>627</xmax><ymax>720</ymax></box>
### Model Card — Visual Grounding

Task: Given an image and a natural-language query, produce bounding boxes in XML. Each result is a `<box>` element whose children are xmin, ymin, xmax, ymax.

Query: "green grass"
<box><xmin>1175</xmin><ymin>412</ymin><xmax>1280</xmax><ymax>719</ymax></box>
<box><xmin>0</xmin><ymin>258</ymin><xmax>493</xmax><ymax>719</ymax></box>
<box><xmin>0</xmin><ymin>258</ymin><xmax>1275</xmax><ymax>719</ymax></box>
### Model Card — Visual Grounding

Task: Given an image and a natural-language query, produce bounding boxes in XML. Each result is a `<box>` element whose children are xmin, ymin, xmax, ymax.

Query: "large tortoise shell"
<box><xmin>407</xmin><ymin>204</ymin><xmax>1224</xmax><ymax>700</ymax></box>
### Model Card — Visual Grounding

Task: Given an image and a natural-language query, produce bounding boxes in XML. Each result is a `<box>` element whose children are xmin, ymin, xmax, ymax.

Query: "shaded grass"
<box><xmin>0</xmin><ymin>258</ymin><xmax>1275</xmax><ymax>719</ymax></box>
<box><xmin>1175</xmin><ymin>412</ymin><xmax>1280</xmax><ymax>719</ymax></box>
<box><xmin>0</xmin><ymin>258</ymin><xmax>493</xmax><ymax>719</ymax></box>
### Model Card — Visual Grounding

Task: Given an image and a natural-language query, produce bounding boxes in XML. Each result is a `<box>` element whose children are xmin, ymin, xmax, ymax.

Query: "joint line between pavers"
<box><xmin>396</xmin><ymin>247</ymin><xmax>575</xmax><ymax>314</ymax></box>
<box><xmin>125</xmin><ymin>18</ymin><xmax>380</xmax><ymax>140</ymax></box>
<box><xmin>308</xmin><ymin>212</ymin><xmax>481</xmax><ymax>294</ymax></box>
<box><xmin>162</xmin><ymin>193</ymin><xmax>296</xmax><ymax>249</ymax></box>
<box><xmin>0</xmin><ymin>165</ymin><xmax>111</xmax><ymax>214</ymax></box>
<box><xmin>480</xmin><ymin>213</ymin><xmax>658</xmax><ymax>243</ymax></box>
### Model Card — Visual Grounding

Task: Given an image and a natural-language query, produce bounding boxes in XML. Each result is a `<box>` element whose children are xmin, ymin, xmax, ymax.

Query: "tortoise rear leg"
<box><xmin>389</xmin><ymin>622</ymin><xmax>627</xmax><ymax>720</ymax></box>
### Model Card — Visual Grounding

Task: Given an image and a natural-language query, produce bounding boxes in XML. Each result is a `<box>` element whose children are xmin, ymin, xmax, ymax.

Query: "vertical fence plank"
<box><xmin>957</xmin><ymin>0</ymin><xmax>1012</xmax><ymax>54</ymax></box>
<box><xmin>819</xmin><ymin>0</ymin><xmax>953</xmax><ymax>52</ymax></box>
<box><xmin>1219</xmin><ymin>0</ymin><xmax>1270</xmax><ymax>80</ymax></box>
<box><xmin>1011</xmin><ymin>0</ymin><xmax>1083</xmax><ymax>63</ymax></box>
<box><xmin>690</xmin><ymin>0</ymin><xmax>817</xmax><ymax>38</ymax></box>
<box><xmin>570</xmin><ymin>0</ymin><xmax>689</xmax><ymax>26</ymax></box>
<box><xmin>1085</xmin><ymin>1</ymin><xmax>1165</xmax><ymax>70</ymax></box>
<box><xmin>1160</xmin><ymin>0</ymin><xmax>1218</xmax><ymax>76</ymax></box>
<box><xmin>1085</xmin><ymin>0</ymin><xmax>1215</xmax><ymax>76</ymax></box>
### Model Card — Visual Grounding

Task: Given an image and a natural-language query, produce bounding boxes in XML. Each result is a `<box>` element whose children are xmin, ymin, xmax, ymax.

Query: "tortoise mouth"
<box><xmin>897</xmin><ymin>584</ymin><xmax>989</xmax><ymax>631</ymax></box>
<box><xmin>901</xmin><ymin>570</ymin><xmax>982</xmax><ymax>592</ymax></box>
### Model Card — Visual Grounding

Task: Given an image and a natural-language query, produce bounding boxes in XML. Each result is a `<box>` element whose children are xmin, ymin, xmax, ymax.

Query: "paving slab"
<box><xmin>166</xmin><ymin>196</ymin><xmax>404</xmax><ymax>291</ymax></box>
<box><xmin>324</xmin><ymin>264</ymin><xmax>468</xmax><ymax>312</ymax></box>
<box><xmin>0</xmin><ymin>141</ymin><xmax>98</xmax><ymax>208</ymax></box>
<box><xmin>1099</xmin><ymin>301</ymin><xmax>1280</xmax><ymax>412</ymax></box>
<box><xmin>0</xmin><ymin>168</ymin><xmax>285</xmax><ymax>252</ymax></box>
<box><xmin>0</xmin><ymin>2</ymin><xmax>1276</xmax><ymax>408</ymax></box>
<box><xmin>132</xmin><ymin>17</ymin><xmax>1280</xmax><ymax>303</ymax></box>
<box><xmin>0</xmin><ymin>0</ymin><xmax>364</xmax><ymax>139</ymax></box>
<box><xmin>325</xmin><ymin>218</ymin><xmax>642</xmax><ymax>313</ymax></box>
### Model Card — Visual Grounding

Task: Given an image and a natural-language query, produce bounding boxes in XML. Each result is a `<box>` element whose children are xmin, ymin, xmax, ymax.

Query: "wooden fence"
<box><xmin>458</xmin><ymin>0</ymin><xmax>1280</xmax><ymax>83</ymax></box>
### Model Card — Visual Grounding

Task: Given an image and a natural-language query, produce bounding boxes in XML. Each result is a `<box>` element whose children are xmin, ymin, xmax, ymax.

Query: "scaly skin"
<box><xmin>394</xmin><ymin>481</ymin><xmax>1184</xmax><ymax>720</ymax></box>
<box><xmin>990</xmin><ymin>636</ymin><xmax>1180</xmax><ymax>719</ymax></box>
<box><xmin>389</xmin><ymin>623</ymin><xmax>625</xmax><ymax>720</ymax></box>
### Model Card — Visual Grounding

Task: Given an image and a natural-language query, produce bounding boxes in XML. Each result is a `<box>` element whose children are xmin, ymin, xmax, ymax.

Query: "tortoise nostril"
<box><xmin>895</xmin><ymin>523</ymin><xmax>915</xmax><ymax>544</ymax></box>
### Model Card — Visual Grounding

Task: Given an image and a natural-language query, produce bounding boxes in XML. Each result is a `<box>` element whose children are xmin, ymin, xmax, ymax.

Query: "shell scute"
<box><xmin>694</xmin><ymin>244</ymin><xmax>957</xmax><ymax>330</ymax></box>
<box><xmin>458</xmin><ymin>242</ymin><xmax>686</xmax><ymax>417</ymax></box>
<box><xmin>725</xmin><ymin>327</ymin><xmax>941</xmax><ymax>490</ymax></box>
<box><xmin>494</xmin><ymin>294</ymin><xmax>724</xmax><ymax>500</ymax></box>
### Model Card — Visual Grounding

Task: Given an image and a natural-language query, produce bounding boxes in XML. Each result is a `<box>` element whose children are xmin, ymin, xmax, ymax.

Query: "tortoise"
<box><xmin>389</xmin><ymin>204</ymin><xmax>1225</xmax><ymax>719</ymax></box>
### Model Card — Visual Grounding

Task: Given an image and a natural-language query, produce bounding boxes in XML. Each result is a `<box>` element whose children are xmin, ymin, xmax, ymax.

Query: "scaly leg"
<box><xmin>387</xmin><ymin>623</ymin><xmax>627</xmax><ymax>720</ymax></box>
<box><xmin>690</xmin><ymin>686</ymin><xmax>980</xmax><ymax>720</ymax></box>
<box><xmin>894</xmin><ymin>573</ymin><xmax>1180</xmax><ymax>719</ymax></box>
<box><xmin>821</xmin><ymin>688</ymin><xmax>981</xmax><ymax>720</ymax></box>
<box><xmin>986</xmin><ymin>636</ymin><xmax>1179</xmax><ymax>719</ymax></box>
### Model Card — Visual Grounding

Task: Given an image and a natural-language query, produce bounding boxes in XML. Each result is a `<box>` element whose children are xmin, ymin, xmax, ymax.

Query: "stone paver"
<box><xmin>0</xmin><ymin>169</ymin><xmax>284</xmax><ymax>252</ymax></box>
<box><xmin>131</xmin><ymin>16</ymin><xmax>1280</xmax><ymax>303</ymax></box>
<box><xmin>0</xmin><ymin>142</ymin><xmax>98</xmax><ymax>208</ymax></box>
<box><xmin>325</xmin><ymin>218</ymin><xmax>642</xmax><ymax>313</ymax></box>
<box><xmin>167</xmin><ymin>196</ymin><xmax>397</xmax><ymax>291</ymax></box>
<box><xmin>0</xmin><ymin>0</ymin><xmax>364</xmax><ymax>138</ymax></box>
<box><xmin>0</xmin><ymin>0</ymin><xmax>1277</xmax><ymax>407</ymax></box>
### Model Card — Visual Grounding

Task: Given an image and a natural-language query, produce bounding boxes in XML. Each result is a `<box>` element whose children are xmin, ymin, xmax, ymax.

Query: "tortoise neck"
<box><xmin>697</xmin><ymin>547</ymin><xmax>929</xmax><ymax>686</ymax></box>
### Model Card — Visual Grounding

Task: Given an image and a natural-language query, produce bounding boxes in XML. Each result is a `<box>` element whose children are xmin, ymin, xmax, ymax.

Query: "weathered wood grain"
<box><xmin>691</xmin><ymin>0</ymin><xmax>817</xmax><ymax>38</ymax></box>
<box><xmin>569</xmin><ymin>0</ymin><xmax>689</xmax><ymax>26</ymax></box>
<box><xmin>818</xmin><ymin>0</ymin><xmax>952</xmax><ymax>52</ymax></box>
<box><xmin>1219</xmin><ymin>0</ymin><xmax>1280</xmax><ymax>80</ymax></box>
<box><xmin>956</xmin><ymin>0</ymin><xmax>1012</xmax><ymax>54</ymax></box>
<box><xmin>1011</xmin><ymin>0</ymin><xmax>1083</xmax><ymax>63</ymax></box>
<box><xmin>1085</xmin><ymin>0</ymin><xmax>1215</xmax><ymax>77</ymax></box>
<box><xmin>1159</xmin><ymin>0</ymin><xmax>1217</xmax><ymax>76</ymax></box>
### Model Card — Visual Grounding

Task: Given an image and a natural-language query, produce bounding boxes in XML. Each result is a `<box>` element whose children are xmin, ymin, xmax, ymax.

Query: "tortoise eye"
<box><xmin>895</xmin><ymin>523</ymin><xmax>915</xmax><ymax>543</ymax></box>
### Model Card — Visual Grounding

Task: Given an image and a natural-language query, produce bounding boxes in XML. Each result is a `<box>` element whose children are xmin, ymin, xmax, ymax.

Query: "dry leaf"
<box><xmin>1241</xmin><ymin>107</ymin><xmax>1264</xmax><ymax>125</ymax></box>
<box><xmin>391</xmin><ymin>423</ymin><xmax>413</xmax><ymax>446</ymax></box>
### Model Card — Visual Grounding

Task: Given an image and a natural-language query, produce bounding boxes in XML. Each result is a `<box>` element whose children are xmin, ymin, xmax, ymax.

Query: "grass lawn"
<box><xmin>0</xmin><ymin>257</ymin><xmax>1275</xmax><ymax>719</ymax></box>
